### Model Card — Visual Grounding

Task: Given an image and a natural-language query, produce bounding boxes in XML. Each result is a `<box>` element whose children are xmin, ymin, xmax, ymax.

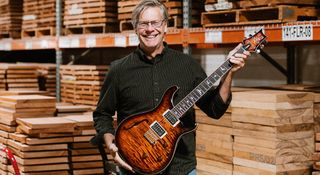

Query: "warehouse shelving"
<box><xmin>0</xmin><ymin>20</ymin><xmax>319</xmax><ymax>50</ymax></box>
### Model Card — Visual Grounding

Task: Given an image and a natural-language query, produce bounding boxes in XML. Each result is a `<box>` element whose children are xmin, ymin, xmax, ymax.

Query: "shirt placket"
<box><xmin>152</xmin><ymin>58</ymin><xmax>161</xmax><ymax>106</ymax></box>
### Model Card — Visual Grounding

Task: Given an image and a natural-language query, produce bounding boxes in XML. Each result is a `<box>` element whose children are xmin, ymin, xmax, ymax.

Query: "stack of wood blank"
<box><xmin>117</xmin><ymin>0</ymin><xmax>204</xmax><ymax>32</ymax></box>
<box><xmin>4</xmin><ymin>64</ymin><xmax>39</xmax><ymax>91</ymax></box>
<box><xmin>37</xmin><ymin>63</ymin><xmax>56</xmax><ymax>97</ymax></box>
<box><xmin>195</xmin><ymin>107</ymin><xmax>233</xmax><ymax>175</ymax></box>
<box><xmin>56</xmin><ymin>102</ymin><xmax>92</xmax><ymax>117</ymax></box>
<box><xmin>60</xmin><ymin>65</ymin><xmax>108</xmax><ymax>107</ymax></box>
<box><xmin>21</xmin><ymin>0</ymin><xmax>58</xmax><ymax>37</ymax></box>
<box><xmin>312</xmin><ymin>93</ymin><xmax>320</xmax><ymax>174</ymax></box>
<box><xmin>231</xmin><ymin>90</ymin><xmax>315</xmax><ymax>175</ymax></box>
<box><xmin>0</xmin><ymin>0</ymin><xmax>23</xmax><ymax>39</ymax></box>
<box><xmin>21</xmin><ymin>0</ymin><xmax>38</xmax><ymax>37</ymax></box>
<box><xmin>6</xmin><ymin>117</ymin><xmax>75</xmax><ymax>175</ymax></box>
<box><xmin>0</xmin><ymin>95</ymin><xmax>56</xmax><ymax>127</ymax></box>
<box><xmin>64</xmin><ymin>0</ymin><xmax>118</xmax><ymax>35</ymax></box>
<box><xmin>63</xmin><ymin>114</ymin><xmax>108</xmax><ymax>175</ymax></box>
<box><xmin>0</xmin><ymin>66</ymin><xmax>6</xmax><ymax>90</ymax></box>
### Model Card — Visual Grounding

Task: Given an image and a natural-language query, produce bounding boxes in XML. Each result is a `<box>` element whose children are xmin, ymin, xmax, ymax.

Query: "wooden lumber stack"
<box><xmin>0</xmin><ymin>66</ymin><xmax>6</xmax><ymax>90</ymax></box>
<box><xmin>231</xmin><ymin>90</ymin><xmax>315</xmax><ymax>175</ymax></box>
<box><xmin>37</xmin><ymin>0</ymin><xmax>57</xmax><ymax>36</ymax></box>
<box><xmin>56</xmin><ymin>102</ymin><xmax>92</xmax><ymax>117</ymax></box>
<box><xmin>0</xmin><ymin>143</ymin><xmax>9</xmax><ymax>174</ymax></box>
<box><xmin>0</xmin><ymin>94</ymin><xmax>56</xmax><ymax>146</ymax></box>
<box><xmin>0</xmin><ymin>0</ymin><xmax>23</xmax><ymax>39</ymax></box>
<box><xmin>63</xmin><ymin>114</ymin><xmax>112</xmax><ymax>175</ymax></box>
<box><xmin>21</xmin><ymin>0</ymin><xmax>38</xmax><ymax>37</ymax></box>
<box><xmin>239</xmin><ymin>0</ymin><xmax>320</xmax><ymax>8</ymax></box>
<box><xmin>202</xmin><ymin>0</ymin><xmax>319</xmax><ymax>27</ymax></box>
<box><xmin>6</xmin><ymin>117</ymin><xmax>75</xmax><ymax>175</ymax></box>
<box><xmin>117</xmin><ymin>0</ymin><xmax>205</xmax><ymax>32</ymax></box>
<box><xmin>60</xmin><ymin>65</ymin><xmax>108</xmax><ymax>107</ymax></box>
<box><xmin>37</xmin><ymin>63</ymin><xmax>56</xmax><ymax>97</ymax></box>
<box><xmin>64</xmin><ymin>0</ymin><xmax>118</xmax><ymax>35</ymax></box>
<box><xmin>313</xmin><ymin>93</ymin><xmax>320</xmax><ymax>174</ymax></box>
<box><xmin>195</xmin><ymin>107</ymin><xmax>233</xmax><ymax>175</ymax></box>
<box><xmin>4</xmin><ymin>64</ymin><xmax>39</xmax><ymax>91</ymax></box>
<box><xmin>22</xmin><ymin>0</ymin><xmax>60</xmax><ymax>37</ymax></box>
<box><xmin>204</xmin><ymin>0</ymin><xmax>240</xmax><ymax>12</ymax></box>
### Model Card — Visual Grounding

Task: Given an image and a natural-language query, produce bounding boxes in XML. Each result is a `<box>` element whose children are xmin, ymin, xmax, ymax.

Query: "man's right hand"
<box><xmin>104</xmin><ymin>133</ymin><xmax>134</xmax><ymax>173</ymax></box>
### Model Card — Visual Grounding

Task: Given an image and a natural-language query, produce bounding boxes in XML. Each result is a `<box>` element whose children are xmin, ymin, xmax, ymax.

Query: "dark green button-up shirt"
<box><xmin>92</xmin><ymin>43</ymin><xmax>231</xmax><ymax>175</ymax></box>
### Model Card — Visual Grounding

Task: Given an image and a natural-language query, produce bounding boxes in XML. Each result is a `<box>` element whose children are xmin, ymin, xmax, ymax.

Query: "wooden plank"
<box><xmin>16</xmin><ymin>117</ymin><xmax>76</xmax><ymax>129</ymax></box>
<box><xmin>7</xmin><ymin>139</ymin><xmax>67</xmax><ymax>152</ymax></box>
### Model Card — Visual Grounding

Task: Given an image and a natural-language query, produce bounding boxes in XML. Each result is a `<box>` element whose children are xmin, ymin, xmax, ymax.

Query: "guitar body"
<box><xmin>115</xmin><ymin>86</ymin><xmax>196</xmax><ymax>175</ymax></box>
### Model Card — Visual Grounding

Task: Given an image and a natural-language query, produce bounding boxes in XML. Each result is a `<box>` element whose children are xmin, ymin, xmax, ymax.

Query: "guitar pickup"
<box><xmin>150</xmin><ymin>121</ymin><xmax>167</xmax><ymax>139</ymax></box>
<box><xmin>163</xmin><ymin>110</ymin><xmax>180</xmax><ymax>127</ymax></box>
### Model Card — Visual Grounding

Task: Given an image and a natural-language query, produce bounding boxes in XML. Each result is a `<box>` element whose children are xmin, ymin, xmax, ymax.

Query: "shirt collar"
<box><xmin>135</xmin><ymin>42</ymin><xmax>168</xmax><ymax>64</ymax></box>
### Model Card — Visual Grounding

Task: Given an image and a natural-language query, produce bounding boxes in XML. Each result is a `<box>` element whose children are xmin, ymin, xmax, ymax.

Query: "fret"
<box><xmin>199</xmin><ymin>83</ymin><xmax>209</xmax><ymax>92</ymax></box>
<box><xmin>180</xmin><ymin>101</ymin><xmax>189</xmax><ymax>111</ymax></box>
<box><xmin>212</xmin><ymin>73</ymin><xmax>220</xmax><ymax>81</ymax></box>
<box><xmin>188</xmin><ymin>95</ymin><xmax>197</xmax><ymax>103</ymax></box>
<box><xmin>191</xmin><ymin>90</ymin><xmax>200</xmax><ymax>99</ymax></box>
<box><xmin>204</xmin><ymin>79</ymin><xmax>213</xmax><ymax>87</ymax></box>
<box><xmin>172</xmin><ymin>109</ymin><xmax>182</xmax><ymax>117</ymax></box>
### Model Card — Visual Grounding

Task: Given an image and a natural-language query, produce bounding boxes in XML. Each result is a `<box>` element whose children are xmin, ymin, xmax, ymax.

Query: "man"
<box><xmin>92</xmin><ymin>0</ymin><xmax>250</xmax><ymax>174</ymax></box>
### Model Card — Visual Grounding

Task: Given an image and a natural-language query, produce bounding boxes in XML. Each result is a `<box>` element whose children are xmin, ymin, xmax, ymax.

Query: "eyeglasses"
<box><xmin>137</xmin><ymin>19</ymin><xmax>165</xmax><ymax>29</ymax></box>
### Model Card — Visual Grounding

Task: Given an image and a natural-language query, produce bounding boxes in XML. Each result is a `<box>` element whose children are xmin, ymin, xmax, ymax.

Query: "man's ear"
<box><xmin>164</xmin><ymin>26</ymin><xmax>168</xmax><ymax>33</ymax></box>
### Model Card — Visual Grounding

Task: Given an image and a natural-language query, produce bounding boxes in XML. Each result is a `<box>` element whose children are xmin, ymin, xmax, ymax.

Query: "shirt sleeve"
<box><xmin>91</xmin><ymin>62</ymin><xmax>119</xmax><ymax>145</ymax></box>
<box><xmin>196</xmin><ymin>83</ymin><xmax>231</xmax><ymax>119</ymax></box>
<box><xmin>189</xmin><ymin>58</ymin><xmax>231</xmax><ymax>119</ymax></box>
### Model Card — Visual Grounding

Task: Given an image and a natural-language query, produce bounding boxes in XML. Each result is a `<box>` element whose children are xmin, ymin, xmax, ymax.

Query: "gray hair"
<box><xmin>131</xmin><ymin>0</ymin><xmax>169</xmax><ymax>29</ymax></box>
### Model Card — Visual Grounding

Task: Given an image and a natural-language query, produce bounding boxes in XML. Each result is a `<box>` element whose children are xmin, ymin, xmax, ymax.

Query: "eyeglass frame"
<box><xmin>136</xmin><ymin>19</ymin><xmax>167</xmax><ymax>29</ymax></box>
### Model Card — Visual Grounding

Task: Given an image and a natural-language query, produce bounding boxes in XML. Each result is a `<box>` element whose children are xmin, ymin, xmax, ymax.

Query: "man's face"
<box><xmin>135</xmin><ymin>7</ymin><xmax>167</xmax><ymax>51</ymax></box>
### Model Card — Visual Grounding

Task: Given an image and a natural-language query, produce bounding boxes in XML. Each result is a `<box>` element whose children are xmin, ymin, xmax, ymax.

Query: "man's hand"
<box><xmin>104</xmin><ymin>133</ymin><xmax>134</xmax><ymax>173</ymax></box>
<box><xmin>227</xmin><ymin>43</ymin><xmax>250</xmax><ymax>73</ymax></box>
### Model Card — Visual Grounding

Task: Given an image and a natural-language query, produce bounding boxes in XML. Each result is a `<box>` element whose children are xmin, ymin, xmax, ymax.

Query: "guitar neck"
<box><xmin>171</xmin><ymin>46</ymin><xmax>247</xmax><ymax>118</ymax></box>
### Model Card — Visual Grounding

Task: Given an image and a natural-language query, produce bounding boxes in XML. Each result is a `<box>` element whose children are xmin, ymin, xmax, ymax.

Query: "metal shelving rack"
<box><xmin>0</xmin><ymin>0</ymin><xmax>319</xmax><ymax>100</ymax></box>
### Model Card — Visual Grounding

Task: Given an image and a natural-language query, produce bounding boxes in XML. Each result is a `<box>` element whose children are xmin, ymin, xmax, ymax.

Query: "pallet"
<box><xmin>64</xmin><ymin>23</ymin><xmax>119</xmax><ymax>35</ymax></box>
<box><xmin>202</xmin><ymin>5</ymin><xmax>319</xmax><ymax>27</ymax></box>
<box><xmin>0</xmin><ymin>30</ymin><xmax>20</xmax><ymax>39</ymax></box>
<box><xmin>64</xmin><ymin>0</ymin><xmax>118</xmax><ymax>33</ymax></box>
<box><xmin>240</xmin><ymin>0</ymin><xmax>320</xmax><ymax>8</ymax></box>
<box><xmin>21</xmin><ymin>27</ymin><xmax>56</xmax><ymax>38</ymax></box>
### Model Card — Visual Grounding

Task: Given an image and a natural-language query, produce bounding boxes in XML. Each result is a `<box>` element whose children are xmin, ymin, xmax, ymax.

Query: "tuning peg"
<box><xmin>256</xmin><ymin>49</ymin><xmax>261</xmax><ymax>53</ymax></box>
<box><xmin>260</xmin><ymin>44</ymin><xmax>265</xmax><ymax>49</ymax></box>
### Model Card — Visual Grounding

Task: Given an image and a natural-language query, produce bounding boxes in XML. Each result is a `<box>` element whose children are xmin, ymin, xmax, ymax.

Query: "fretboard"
<box><xmin>171</xmin><ymin>46</ymin><xmax>247</xmax><ymax>118</ymax></box>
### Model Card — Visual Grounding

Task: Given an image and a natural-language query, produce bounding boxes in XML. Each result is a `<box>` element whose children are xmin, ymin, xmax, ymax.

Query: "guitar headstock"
<box><xmin>242</xmin><ymin>29</ymin><xmax>267</xmax><ymax>53</ymax></box>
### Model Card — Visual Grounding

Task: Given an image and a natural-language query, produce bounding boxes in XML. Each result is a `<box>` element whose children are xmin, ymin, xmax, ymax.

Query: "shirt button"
<box><xmin>154</xmin><ymin>82</ymin><xmax>158</xmax><ymax>85</ymax></box>
<box><xmin>155</xmin><ymin>98</ymin><xmax>159</xmax><ymax>102</ymax></box>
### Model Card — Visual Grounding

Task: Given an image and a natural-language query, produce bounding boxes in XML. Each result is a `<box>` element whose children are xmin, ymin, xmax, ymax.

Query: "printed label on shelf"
<box><xmin>41</xmin><ymin>39</ymin><xmax>49</xmax><ymax>48</ymax></box>
<box><xmin>25</xmin><ymin>41</ymin><xmax>33</xmax><ymax>49</ymax></box>
<box><xmin>282</xmin><ymin>24</ymin><xmax>313</xmax><ymax>41</ymax></box>
<box><xmin>244</xmin><ymin>26</ymin><xmax>265</xmax><ymax>38</ymax></box>
<box><xmin>59</xmin><ymin>38</ymin><xmax>70</xmax><ymax>48</ymax></box>
<box><xmin>114</xmin><ymin>34</ymin><xmax>126</xmax><ymax>47</ymax></box>
<box><xmin>205</xmin><ymin>30</ymin><xmax>222</xmax><ymax>43</ymax></box>
<box><xmin>70</xmin><ymin>38</ymin><xmax>80</xmax><ymax>47</ymax></box>
<box><xmin>128</xmin><ymin>34</ymin><xmax>139</xmax><ymax>46</ymax></box>
<box><xmin>86</xmin><ymin>36</ymin><xmax>96</xmax><ymax>48</ymax></box>
<box><xmin>0</xmin><ymin>42</ymin><xmax>12</xmax><ymax>51</ymax></box>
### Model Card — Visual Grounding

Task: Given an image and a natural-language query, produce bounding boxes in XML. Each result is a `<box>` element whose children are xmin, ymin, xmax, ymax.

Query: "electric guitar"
<box><xmin>115</xmin><ymin>30</ymin><xmax>267</xmax><ymax>175</ymax></box>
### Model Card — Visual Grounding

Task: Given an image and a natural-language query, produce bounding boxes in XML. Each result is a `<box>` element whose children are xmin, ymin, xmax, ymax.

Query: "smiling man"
<box><xmin>92</xmin><ymin>0</ymin><xmax>250</xmax><ymax>175</ymax></box>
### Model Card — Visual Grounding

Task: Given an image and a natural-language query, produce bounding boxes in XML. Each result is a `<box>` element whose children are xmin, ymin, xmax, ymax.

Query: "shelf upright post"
<box><xmin>183</xmin><ymin>0</ymin><xmax>191</xmax><ymax>55</ymax></box>
<box><xmin>55</xmin><ymin>0</ymin><xmax>62</xmax><ymax>102</ymax></box>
